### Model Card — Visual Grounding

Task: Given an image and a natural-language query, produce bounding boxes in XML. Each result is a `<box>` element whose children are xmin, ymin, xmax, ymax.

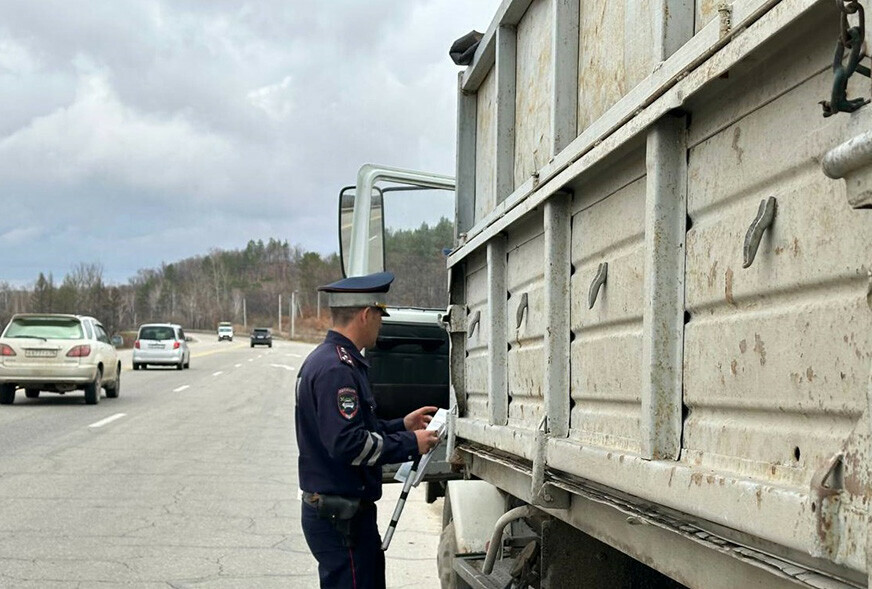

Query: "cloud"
<box><xmin>0</xmin><ymin>67</ymin><xmax>238</xmax><ymax>200</ymax></box>
<box><xmin>247</xmin><ymin>76</ymin><xmax>295</xmax><ymax>121</ymax></box>
<box><xmin>0</xmin><ymin>0</ymin><xmax>500</xmax><ymax>284</ymax></box>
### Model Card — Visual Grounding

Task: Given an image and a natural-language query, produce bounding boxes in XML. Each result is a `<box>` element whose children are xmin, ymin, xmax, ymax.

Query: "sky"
<box><xmin>0</xmin><ymin>1</ymin><xmax>500</xmax><ymax>286</ymax></box>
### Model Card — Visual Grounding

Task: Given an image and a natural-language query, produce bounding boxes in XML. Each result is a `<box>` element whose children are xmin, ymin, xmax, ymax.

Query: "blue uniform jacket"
<box><xmin>296</xmin><ymin>330</ymin><xmax>419</xmax><ymax>501</ymax></box>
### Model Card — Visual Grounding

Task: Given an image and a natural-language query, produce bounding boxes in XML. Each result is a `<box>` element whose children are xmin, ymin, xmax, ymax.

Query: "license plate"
<box><xmin>25</xmin><ymin>349</ymin><xmax>57</xmax><ymax>358</ymax></box>
<box><xmin>148</xmin><ymin>343</ymin><xmax>164</xmax><ymax>349</ymax></box>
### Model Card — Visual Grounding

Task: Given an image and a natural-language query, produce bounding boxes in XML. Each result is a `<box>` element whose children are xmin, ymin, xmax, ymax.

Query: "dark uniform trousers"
<box><xmin>302</xmin><ymin>500</ymin><xmax>385</xmax><ymax>589</ymax></box>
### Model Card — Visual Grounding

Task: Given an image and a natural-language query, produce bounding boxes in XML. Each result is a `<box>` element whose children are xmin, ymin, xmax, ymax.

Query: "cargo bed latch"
<box><xmin>821</xmin><ymin>0</ymin><xmax>871</xmax><ymax>117</ymax></box>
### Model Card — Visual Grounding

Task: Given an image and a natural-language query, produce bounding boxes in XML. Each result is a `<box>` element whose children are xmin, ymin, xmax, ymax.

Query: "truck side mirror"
<box><xmin>339</xmin><ymin>186</ymin><xmax>385</xmax><ymax>277</ymax></box>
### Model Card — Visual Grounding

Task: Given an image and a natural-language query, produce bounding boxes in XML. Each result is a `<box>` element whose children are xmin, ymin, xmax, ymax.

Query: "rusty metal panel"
<box><xmin>464</xmin><ymin>249</ymin><xmax>490</xmax><ymax>421</ymax></box>
<box><xmin>514</xmin><ymin>0</ymin><xmax>553</xmax><ymax>189</ymax></box>
<box><xmin>695</xmin><ymin>0</ymin><xmax>720</xmax><ymax>34</ymax></box>
<box><xmin>475</xmin><ymin>69</ymin><xmax>497</xmax><ymax>225</ymax></box>
<box><xmin>577</xmin><ymin>0</ymin><xmax>656</xmax><ymax>133</ymax></box>
<box><xmin>505</xmin><ymin>213</ymin><xmax>547</xmax><ymax>430</ymax></box>
<box><xmin>569</xmin><ymin>153</ymin><xmax>647</xmax><ymax>454</ymax></box>
<box><xmin>684</xmin><ymin>30</ymin><xmax>872</xmax><ymax>572</ymax></box>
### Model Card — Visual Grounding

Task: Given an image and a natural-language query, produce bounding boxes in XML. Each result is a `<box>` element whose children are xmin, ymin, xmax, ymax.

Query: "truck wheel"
<box><xmin>105</xmin><ymin>369</ymin><xmax>120</xmax><ymax>398</ymax></box>
<box><xmin>0</xmin><ymin>384</ymin><xmax>16</xmax><ymax>405</ymax></box>
<box><xmin>84</xmin><ymin>370</ymin><xmax>102</xmax><ymax>405</ymax></box>
<box><xmin>25</xmin><ymin>389</ymin><xmax>40</xmax><ymax>399</ymax></box>
<box><xmin>437</xmin><ymin>521</ymin><xmax>458</xmax><ymax>589</ymax></box>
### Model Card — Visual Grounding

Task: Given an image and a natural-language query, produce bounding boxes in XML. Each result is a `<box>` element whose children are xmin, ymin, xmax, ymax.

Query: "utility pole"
<box><xmin>316</xmin><ymin>290</ymin><xmax>321</xmax><ymax>319</ymax></box>
<box><xmin>291</xmin><ymin>292</ymin><xmax>296</xmax><ymax>340</ymax></box>
<box><xmin>243</xmin><ymin>299</ymin><xmax>247</xmax><ymax>328</ymax></box>
<box><xmin>278</xmin><ymin>294</ymin><xmax>282</xmax><ymax>335</ymax></box>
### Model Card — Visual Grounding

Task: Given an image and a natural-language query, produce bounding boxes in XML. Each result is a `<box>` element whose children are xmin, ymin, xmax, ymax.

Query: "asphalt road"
<box><xmin>0</xmin><ymin>337</ymin><xmax>443</xmax><ymax>588</ymax></box>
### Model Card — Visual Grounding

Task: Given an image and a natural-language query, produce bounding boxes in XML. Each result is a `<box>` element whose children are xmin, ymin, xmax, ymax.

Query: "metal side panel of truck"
<box><xmin>441</xmin><ymin>0</ymin><xmax>872</xmax><ymax>588</ymax></box>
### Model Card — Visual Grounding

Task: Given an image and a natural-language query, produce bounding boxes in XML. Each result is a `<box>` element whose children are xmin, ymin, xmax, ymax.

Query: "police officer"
<box><xmin>296</xmin><ymin>271</ymin><xmax>440</xmax><ymax>589</ymax></box>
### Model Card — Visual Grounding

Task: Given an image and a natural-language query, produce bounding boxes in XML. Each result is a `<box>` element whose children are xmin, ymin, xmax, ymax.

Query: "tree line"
<box><xmin>0</xmin><ymin>219</ymin><xmax>454</xmax><ymax>335</ymax></box>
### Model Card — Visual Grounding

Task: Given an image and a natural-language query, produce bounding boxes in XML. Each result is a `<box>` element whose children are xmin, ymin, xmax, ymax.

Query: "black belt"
<box><xmin>302</xmin><ymin>492</ymin><xmax>374</xmax><ymax>508</ymax></box>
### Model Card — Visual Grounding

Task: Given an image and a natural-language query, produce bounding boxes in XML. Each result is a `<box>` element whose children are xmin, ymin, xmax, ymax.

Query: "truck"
<box><xmin>340</xmin><ymin>0</ymin><xmax>872</xmax><ymax>587</ymax></box>
<box><xmin>217</xmin><ymin>321</ymin><xmax>233</xmax><ymax>342</ymax></box>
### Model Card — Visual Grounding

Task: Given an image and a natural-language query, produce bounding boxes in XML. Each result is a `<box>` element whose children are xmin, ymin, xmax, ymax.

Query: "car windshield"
<box><xmin>4</xmin><ymin>316</ymin><xmax>84</xmax><ymax>339</ymax></box>
<box><xmin>254</xmin><ymin>329</ymin><xmax>268</xmax><ymax>335</ymax></box>
<box><xmin>140</xmin><ymin>326</ymin><xmax>176</xmax><ymax>340</ymax></box>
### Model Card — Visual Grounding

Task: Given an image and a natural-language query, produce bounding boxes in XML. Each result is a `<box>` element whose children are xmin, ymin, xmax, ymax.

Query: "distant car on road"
<box><xmin>0</xmin><ymin>313</ymin><xmax>121</xmax><ymax>405</ymax></box>
<box><xmin>250</xmin><ymin>328</ymin><xmax>272</xmax><ymax>348</ymax></box>
<box><xmin>217</xmin><ymin>322</ymin><xmax>233</xmax><ymax>341</ymax></box>
<box><xmin>133</xmin><ymin>323</ymin><xmax>190</xmax><ymax>370</ymax></box>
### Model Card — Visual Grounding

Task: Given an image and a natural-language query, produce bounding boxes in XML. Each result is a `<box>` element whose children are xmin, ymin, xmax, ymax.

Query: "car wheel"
<box><xmin>84</xmin><ymin>370</ymin><xmax>102</xmax><ymax>405</ymax></box>
<box><xmin>105</xmin><ymin>367</ymin><xmax>120</xmax><ymax>398</ymax></box>
<box><xmin>176</xmin><ymin>360</ymin><xmax>183</xmax><ymax>370</ymax></box>
<box><xmin>132</xmin><ymin>363</ymin><xmax>139</xmax><ymax>371</ymax></box>
<box><xmin>269</xmin><ymin>343</ymin><xmax>273</xmax><ymax>348</ymax></box>
<box><xmin>0</xmin><ymin>384</ymin><xmax>16</xmax><ymax>405</ymax></box>
<box><xmin>184</xmin><ymin>358</ymin><xmax>190</xmax><ymax>369</ymax></box>
<box><xmin>24</xmin><ymin>389</ymin><xmax>40</xmax><ymax>399</ymax></box>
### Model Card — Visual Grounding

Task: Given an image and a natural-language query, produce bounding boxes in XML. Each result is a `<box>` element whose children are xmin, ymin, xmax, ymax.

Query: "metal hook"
<box><xmin>588</xmin><ymin>262</ymin><xmax>608</xmax><ymax>309</ymax></box>
<box><xmin>467</xmin><ymin>310</ymin><xmax>481</xmax><ymax>339</ymax></box>
<box><xmin>742</xmin><ymin>196</ymin><xmax>777</xmax><ymax>268</ymax></box>
<box><xmin>515</xmin><ymin>293</ymin><xmax>528</xmax><ymax>329</ymax></box>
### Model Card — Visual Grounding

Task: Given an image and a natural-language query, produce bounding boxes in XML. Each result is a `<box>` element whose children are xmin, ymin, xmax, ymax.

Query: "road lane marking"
<box><xmin>234</xmin><ymin>363</ymin><xmax>242</xmax><ymax>368</ymax></box>
<box><xmin>287</xmin><ymin>353</ymin><xmax>302</xmax><ymax>358</ymax></box>
<box><xmin>212</xmin><ymin>371</ymin><xmax>223</xmax><ymax>376</ymax></box>
<box><xmin>89</xmin><ymin>413</ymin><xmax>127</xmax><ymax>428</ymax></box>
<box><xmin>270</xmin><ymin>364</ymin><xmax>296</xmax><ymax>371</ymax></box>
<box><xmin>191</xmin><ymin>343</ymin><xmax>247</xmax><ymax>358</ymax></box>
<box><xmin>173</xmin><ymin>385</ymin><xmax>190</xmax><ymax>392</ymax></box>
<box><xmin>248</xmin><ymin>358</ymin><xmax>254</xmax><ymax>362</ymax></box>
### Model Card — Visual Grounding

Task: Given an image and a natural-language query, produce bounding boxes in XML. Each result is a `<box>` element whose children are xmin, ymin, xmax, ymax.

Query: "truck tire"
<box><xmin>84</xmin><ymin>370</ymin><xmax>102</xmax><ymax>405</ymax></box>
<box><xmin>25</xmin><ymin>389</ymin><xmax>40</xmax><ymax>399</ymax></box>
<box><xmin>437</xmin><ymin>521</ymin><xmax>458</xmax><ymax>589</ymax></box>
<box><xmin>0</xmin><ymin>384</ymin><xmax>16</xmax><ymax>405</ymax></box>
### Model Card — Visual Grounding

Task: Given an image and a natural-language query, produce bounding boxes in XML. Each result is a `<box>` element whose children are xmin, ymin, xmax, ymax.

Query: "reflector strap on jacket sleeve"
<box><xmin>351</xmin><ymin>433</ymin><xmax>376</xmax><ymax>466</ymax></box>
<box><xmin>366</xmin><ymin>433</ymin><xmax>384</xmax><ymax>466</ymax></box>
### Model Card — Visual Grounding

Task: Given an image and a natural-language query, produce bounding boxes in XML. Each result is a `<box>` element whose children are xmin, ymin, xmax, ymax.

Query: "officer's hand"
<box><xmin>404</xmin><ymin>406</ymin><xmax>437</xmax><ymax>431</ymax></box>
<box><xmin>414</xmin><ymin>429</ymin><xmax>439</xmax><ymax>454</ymax></box>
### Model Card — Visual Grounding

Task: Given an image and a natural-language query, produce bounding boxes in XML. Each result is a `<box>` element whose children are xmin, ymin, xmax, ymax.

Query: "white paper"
<box><xmin>394</xmin><ymin>408</ymin><xmax>448</xmax><ymax>486</ymax></box>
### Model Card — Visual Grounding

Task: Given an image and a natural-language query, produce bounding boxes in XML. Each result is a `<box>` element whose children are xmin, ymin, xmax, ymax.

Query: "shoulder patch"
<box><xmin>336</xmin><ymin>345</ymin><xmax>354</xmax><ymax>367</ymax></box>
<box><xmin>337</xmin><ymin>387</ymin><xmax>359</xmax><ymax>420</ymax></box>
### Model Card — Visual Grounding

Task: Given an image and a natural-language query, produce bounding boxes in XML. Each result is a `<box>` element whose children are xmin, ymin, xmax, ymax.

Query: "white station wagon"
<box><xmin>132</xmin><ymin>323</ymin><xmax>190</xmax><ymax>370</ymax></box>
<box><xmin>0</xmin><ymin>313</ymin><xmax>121</xmax><ymax>405</ymax></box>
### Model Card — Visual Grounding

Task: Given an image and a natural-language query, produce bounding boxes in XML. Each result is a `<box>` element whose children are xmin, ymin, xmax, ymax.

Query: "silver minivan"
<box><xmin>133</xmin><ymin>323</ymin><xmax>190</xmax><ymax>370</ymax></box>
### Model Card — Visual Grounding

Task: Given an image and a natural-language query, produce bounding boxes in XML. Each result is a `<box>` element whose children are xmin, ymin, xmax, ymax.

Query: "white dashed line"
<box><xmin>287</xmin><ymin>353</ymin><xmax>302</xmax><ymax>358</ymax></box>
<box><xmin>173</xmin><ymin>385</ymin><xmax>190</xmax><ymax>392</ymax></box>
<box><xmin>247</xmin><ymin>359</ymin><xmax>254</xmax><ymax>362</ymax></box>
<box><xmin>234</xmin><ymin>363</ymin><xmax>242</xmax><ymax>368</ymax></box>
<box><xmin>212</xmin><ymin>371</ymin><xmax>223</xmax><ymax>376</ymax></box>
<box><xmin>270</xmin><ymin>364</ymin><xmax>296</xmax><ymax>371</ymax></box>
<box><xmin>89</xmin><ymin>413</ymin><xmax>127</xmax><ymax>428</ymax></box>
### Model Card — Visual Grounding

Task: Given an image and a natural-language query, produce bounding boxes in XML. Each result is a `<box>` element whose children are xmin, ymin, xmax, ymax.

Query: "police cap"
<box><xmin>318</xmin><ymin>271</ymin><xmax>394</xmax><ymax>316</ymax></box>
